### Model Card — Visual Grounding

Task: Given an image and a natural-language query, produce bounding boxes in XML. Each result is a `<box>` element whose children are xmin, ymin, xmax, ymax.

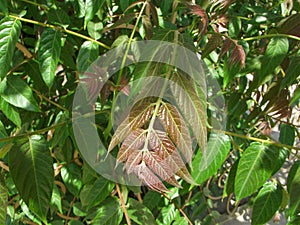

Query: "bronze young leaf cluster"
<box><xmin>108</xmin><ymin>72</ymin><xmax>206</xmax><ymax>192</ymax></box>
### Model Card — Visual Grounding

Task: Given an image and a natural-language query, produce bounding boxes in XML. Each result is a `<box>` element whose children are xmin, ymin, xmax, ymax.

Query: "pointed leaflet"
<box><xmin>77</xmin><ymin>41</ymin><xmax>99</xmax><ymax>73</ymax></box>
<box><xmin>259</xmin><ymin>37</ymin><xmax>289</xmax><ymax>85</ymax></box>
<box><xmin>38</xmin><ymin>28</ymin><xmax>62</xmax><ymax>88</ymax></box>
<box><xmin>234</xmin><ymin>143</ymin><xmax>279</xmax><ymax>201</ymax></box>
<box><xmin>108</xmin><ymin>102</ymin><xmax>155</xmax><ymax>151</ymax></box>
<box><xmin>192</xmin><ymin>133</ymin><xmax>231</xmax><ymax>184</ymax></box>
<box><xmin>0</xmin><ymin>96</ymin><xmax>21</xmax><ymax>127</ymax></box>
<box><xmin>158</xmin><ymin>102</ymin><xmax>192</xmax><ymax>162</ymax></box>
<box><xmin>8</xmin><ymin>135</ymin><xmax>54</xmax><ymax>222</ymax></box>
<box><xmin>0</xmin><ymin>171</ymin><xmax>7</xmax><ymax>225</ymax></box>
<box><xmin>170</xmin><ymin>72</ymin><xmax>207</xmax><ymax>151</ymax></box>
<box><xmin>0</xmin><ymin>17</ymin><xmax>21</xmax><ymax>79</ymax></box>
<box><xmin>0</xmin><ymin>76</ymin><xmax>40</xmax><ymax>112</ymax></box>
<box><xmin>251</xmin><ymin>182</ymin><xmax>283</xmax><ymax>225</ymax></box>
<box><xmin>92</xmin><ymin>197</ymin><xmax>123</xmax><ymax>225</ymax></box>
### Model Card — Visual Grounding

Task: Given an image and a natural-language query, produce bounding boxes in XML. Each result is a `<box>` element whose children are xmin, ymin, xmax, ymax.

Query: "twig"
<box><xmin>162</xmin><ymin>192</ymin><xmax>193</xmax><ymax>225</ymax></box>
<box><xmin>116</xmin><ymin>183</ymin><xmax>131</xmax><ymax>225</ymax></box>
<box><xmin>64</xmin><ymin>196</ymin><xmax>77</xmax><ymax>225</ymax></box>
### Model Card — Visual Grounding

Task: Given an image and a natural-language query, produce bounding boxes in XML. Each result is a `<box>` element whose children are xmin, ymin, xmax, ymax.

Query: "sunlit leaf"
<box><xmin>252</xmin><ymin>182</ymin><xmax>283</xmax><ymax>225</ymax></box>
<box><xmin>0</xmin><ymin>76</ymin><xmax>40</xmax><ymax>112</ymax></box>
<box><xmin>87</xmin><ymin>21</ymin><xmax>103</xmax><ymax>40</ymax></box>
<box><xmin>38</xmin><ymin>28</ymin><xmax>62</xmax><ymax>88</ymax></box>
<box><xmin>77</xmin><ymin>41</ymin><xmax>99</xmax><ymax>73</ymax></box>
<box><xmin>235</xmin><ymin>143</ymin><xmax>279</xmax><ymax>201</ymax></box>
<box><xmin>84</xmin><ymin>0</ymin><xmax>106</xmax><ymax>28</ymax></box>
<box><xmin>192</xmin><ymin>133</ymin><xmax>230</xmax><ymax>184</ymax></box>
<box><xmin>8</xmin><ymin>135</ymin><xmax>54</xmax><ymax>222</ymax></box>
<box><xmin>0</xmin><ymin>17</ymin><xmax>21</xmax><ymax>79</ymax></box>
<box><xmin>61</xmin><ymin>163</ymin><xmax>82</xmax><ymax>197</ymax></box>
<box><xmin>259</xmin><ymin>37</ymin><xmax>289</xmax><ymax>85</ymax></box>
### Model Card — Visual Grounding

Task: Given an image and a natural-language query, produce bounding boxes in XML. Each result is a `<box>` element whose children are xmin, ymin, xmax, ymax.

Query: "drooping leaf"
<box><xmin>192</xmin><ymin>133</ymin><xmax>231</xmax><ymax>184</ymax></box>
<box><xmin>170</xmin><ymin>72</ymin><xmax>207</xmax><ymax>152</ymax></box>
<box><xmin>0</xmin><ymin>96</ymin><xmax>21</xmax><ymax>127</ymax></box>
<box><xmin>202</xmin><ymin>34</ymin><xmax>223</xmax><ymax>58</ymax></box>
<box><xmin>50</xmin><ymin>184</ymin><xmax>62</xmax><ymax>214</ymax></box>
<box><xmin>38</xmin><ymin>28</ymin><xmax>62</xmax><ymax>88</ymax></box>
<box><xmin>259</xmin><ymin>37</ymin><xmax>289</xmax><ymax>85</ymax></box>
<box><xmin>290</xmin><ymin>86</ymin><xmax>300</xmax><ymax>105</ymax></box>
<box><xmin>91</xmin><ymin>197</ymin><xmax>123</xmax><ymax>225</ymax></box>
<box><xmin>77</xmin><ymin>41</ymin><xmax>99</xmax><ymax>74</ymax></box>
<box><xmin>280</xmin><ymin>56</ymin><xmax>300</xmax><ymax>89</ymax></box>
<box><xmin>0</xmin><ymin>120</ymin><xmax>7</xmax><ymax>148</ymax></box>
<box><xmin>251</xmin><ymin>182</ymin><xmax>283</xmax><ymax>225</ymax></box>
<box><xmin>0</xmin><ymin>17</ymin><xmax>21</xmax><ymax>79</ymax></box>
<box><xmin>223</xmin><ymin>159</ymin><xmax>239</xmax><ymax>197</ymax></box>
<box><xmin>84</xmin><ymin>0</ymin><xmax>106</xmax><ymax>28</ymax></box>
<box><xmin>8</xmin><ymin>135</ymin><xmax>54</xmax><ymax>222</ymax></box>
<box><xmin>0</xmin><ymin>76</ymin><xmax>40</xmax><ymax>112</ymax></box>
<box><xmin>48</xmin><ymin>9</ymin><xmax>70</xmax><ymax>28</ymax></box>
<box><xmin>279</xmin><ymin>124</ymin><xmax>295</xmax><ymax>146</ymax></box>
<box><xmin>0</xmin><ymin>171</ymin><xmax>7</xmax><ymax>225</ymax></box>
<box><xmin>127</xmin><ymin>198</ymin><xmax>157</xmax><ymax>225</ymax></box>
<box><xmin>80</xmin><ymin>176</ymin><xmax>115</xmax><ymax>210</ymax></box>
<box><xmin>235</xmin><ymin>143</ymin><xmax>279</xmax><ymax>201</ymax></box>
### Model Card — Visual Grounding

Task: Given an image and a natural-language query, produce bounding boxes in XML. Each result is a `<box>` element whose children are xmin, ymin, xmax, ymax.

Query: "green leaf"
<box><xmin>279</xmin><ymin>124</ymin><xmax>295</xmax><ymax>146</ymax></box>
<box><xmin>127</xmin><ymin>198</ymin><xmax>157</xmax><ymax>225</ymax></box>
<box><xmin>80</xmin><ymin>176</ymin><xmax>115</xmax><ymax>210</ymax></box>
<box><xmin>84</xmin><ymin>0</ymin><xmax>106</xmax><ymax>28</ymax></box>
<box><xmin>0</xmin><ymin>120</ymin><xmax>7</xmax><ymax>148</ymax></box>
<box><xmin>223</xmin><ymin>159</ymin><xmax>239</xmax><ymax>197</ymax></box>
<box><xmin>290</xmin><ymin>86</ymin><xmax>300</xmax><ymax>105</ymax></box>
<box><xmin>287</xmin><ymin>161</ymin><xmax>300</xmax><ymax>218</ymax></box>
<box><xmin>280</xmin><ymin>56</ymin><xmax>300</xmax><ymax>89</ymax></box>
<box><xmin>156</xmin><ymin>204</ymin><xmax>178</xmax><ymax>225</ymax></box>
<box><xmin>235</xmin><ymin>143</ymin><xmax>279</xmax><ymax>201</ymax></box>
<box><xmin>87</xmin><ymin>21</ymin><xmax>103</xmax><ymax>40</ymax></box>
<box><xmin>61</xmin><ymin>163</ymin><xmax>82</xmax><ymax>197</ymax></box>
<box><xmin>77</xmin><ymin>41</ymin><xmax>99</xmax><ymax>74</ymax></box>
<box><xmin>38</xmin><ymin>28</ymin><xmax>62</xmax><ymax>88</ymax></box>
<box><xmin>92</xmin><ymin>197</ymin><xmax>122</xmax><ymax>225</ymax></box>
<box><xmin>24</xmin><ymin>60</ymin><xmax>48</xmax><ymax>92</ymax></box>
<box><xmin>192</xmin><ymin>133</ymin><xmax>231</xmax><ymax>184</ymax></box>
<box><xmin>48</xmin><ymin>9</ymin><xmax>70</xmax><ymax>28</ymax></box>
<box><xmin>0</xmin><ymin>0</ymin><xmax>8</xmax><ymax>15</ymax></box>
<box><xmin>259</xmin><ymin>37</ymin><xmax>289</xmax><ymax>85</ymax></box>
<box><xmin>8</xmin><ymin>135</ymin><xmax>54</xmax><ymax>222</ymax></box>
<box><xmin>172</xmin><ymin>217</ymin><xmax>189</xmax><ymax>225</ymax></box>
<box><xmin>0</xmin><ymin>17</ymin><xmax>22</xmax><ymax>79</ymax></box>
<box><xmin>50</xmin><ymin>184</ymin><xmax>62</xmax><ymax>213</ymax></box>
<box><xmin>251</xmin><ymin>182</ymin><xmax>283</xmax><ymax>225</ymax></box>
<box><xmin>0</xmin><ymin>76</ymin><xmax>40</xmax><ymax>112</ymax></box>
<box><xmin>0</xmin><ymin>171</ymin><xmax>7</xmax><ymax>225</ymax></box>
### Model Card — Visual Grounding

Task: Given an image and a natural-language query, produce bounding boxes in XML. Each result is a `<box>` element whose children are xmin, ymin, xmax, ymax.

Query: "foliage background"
<box><xmin>0</xmin><ymin>0</ymin><xmax>299</xmax><ymax>225</ymax></box>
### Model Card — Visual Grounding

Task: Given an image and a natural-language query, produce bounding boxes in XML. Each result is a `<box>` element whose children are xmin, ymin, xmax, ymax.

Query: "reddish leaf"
<box><xmin>188</xmin><ymin>4</ymin><xmax>208</xmax><ymax>36</ymax></box>
<box><xmin>228</xmin><ymin>43</ymin><xmax>246</xmax><ymax>68</ymax></box>
<box><xmin>202</xmin><ymin>34</ymin><xmax>223</xmax><ymax>58</ymax></box>
<box><xmin>218</xmin><ymin>38</ymin><xmax>233</xmax><ymax>61</ymax></box>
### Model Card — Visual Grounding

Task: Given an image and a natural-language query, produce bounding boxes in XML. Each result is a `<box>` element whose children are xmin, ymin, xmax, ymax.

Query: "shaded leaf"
<box><xmin>277</xmin><ymin>14</ymin><xmax>300</xmax><ymax>37</ymax></box>
<box><xmin>80</xmin><ymin>176</ymin><xmax>115</xmax><ymax>210</ymax></box>
<box><xmin>259</xmin><ymin>38</ymin><xmax>289</xmax><ymax>85</ymax></box>
<box><xmin>0</xmin><ymin>171</ymin><xmax>7</xmax><ymax>225</ymax></box>
<box><xmin>192</xmin><ymin>133</ymin><xmax>231</xmax><ymax>184</ymax></box>
<box><xmin>8</xmin><ymin>135</ymin><xmax>54</xmax><ymax>222</ymax></box>
<box><xmin>223</xmin><ymin>159</ymin><xmax>239</xmax><ymax>197</ymax></box>
<box><xmin>92</xmin><ymin>197</ymin><xmax>122</xmax><ymax>225</ymax></box>
<box><xmin>0</xmin><ymin>96</ymin><xmax>22</xmax><ymax>127</ymax></box>
<box><xmin>287</xmin><ymin>161</ymin><xmax>300</xmax><ymax>218</ymax></box>
<box><xmin>202</xmin><ymin>34</ymin><xmax>223</xmax><ymax>58</ymax></box>
<box><xmin>77</xmin><ymin>41</ymin><xmax>99</xmax><ymax>73</ymax></box>
<box><xmin>280</xmin><ymin>56</ymin><xmax>300</xmax><ymax>89</ymax></box>
<box><xmin>0</xmin><ymin>17</ymin><xmax>21</xmax><ymax>79</ymax></box>
<box><xmin>0</xmin><ymin>76</ymin><xmax>40</xmax><ymax>112</ymax></box>
<box><xmin>38</xmin><ymin>28</ymin><xmax>62</xmax><ymax>88</ymax></box>
<box><xmin>87</xmin><ymin>21</ymin><xmax>103</xmax><ymax>40</ymax></box>
<box><xmin>127</xmin><ymin>198</ymin><xmax>157</xmax><ymax>225</ymax></box>
<box><xmin>235</xmin><ymin>143</ymin><xmax>279</xmax><ymax>201</ymax></box>
<box><xmin>228</xmin><ymin>43</ymin><xmax>246</xmax><ymax>68</ymax></box>
<box><xmin>48</xmin><ymin>9</ymin><xmax>70</xmax><ymax>28</ymax></box>
<box><xmin>290</xmin><ymin>86</ymin><xmax>300</xmax><ymax>105</ymax></box>
<box><xmin>252</xmin><ymin>182</ymin><xmax>283</xmax><ymax>225</ymax></box>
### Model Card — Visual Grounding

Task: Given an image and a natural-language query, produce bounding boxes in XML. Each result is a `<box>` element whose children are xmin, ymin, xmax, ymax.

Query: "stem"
<box><xmin>243</xmin><ymin>33</ymin><xmax>300</xmax><ymax>42</ymax></box>
<box><xmin>116</xmin><ymin>183</ymin><xmax>131</xmax><ymax>225</ymax></box>
<box><xmin>2</xmin><ymin>13</ymin><xmax>110</xmax><ymax>49</ymax></box>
